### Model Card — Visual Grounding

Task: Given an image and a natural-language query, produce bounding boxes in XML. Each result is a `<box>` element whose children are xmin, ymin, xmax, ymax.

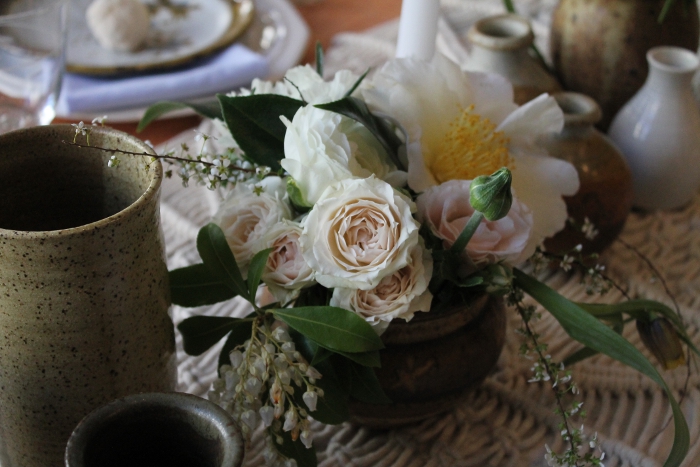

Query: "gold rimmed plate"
<box><xmin>66</xmin><ymin>0</ymin><xmax>254</xmax><ymax>75</ymax></box>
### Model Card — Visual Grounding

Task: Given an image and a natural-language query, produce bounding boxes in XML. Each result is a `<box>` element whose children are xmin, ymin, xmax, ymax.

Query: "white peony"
<box><xmin>260</xmin><ymin>220</ymin><xmax>315</xmax><ymax>304</ymax></box>
<box><xmin>212</xmin><ymin>177</ymin><xmax>292</xmax><ymax>276</ymax></box>
<box><xmin>331</xmin><ymin>241</ymin><xmax>433</xmax><ymax>335</ymax></box>
<box><xmin>281</xmin><ymin>105</ymin><xmax>401</xmax><ymax>205</ymax></box>
<box><xmin>300</xmin><ymin>176</ymin><xmax>420</xmax><ymax>290</ymax></box>
<box><xmin>362</xmin><ymin>56</ymin><xmax>579</xmax><ymax>248</ymax></box>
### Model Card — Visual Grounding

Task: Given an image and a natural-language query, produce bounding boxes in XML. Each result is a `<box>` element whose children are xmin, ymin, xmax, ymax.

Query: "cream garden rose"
<box><xmin>260</xmin><ymin>220</ymin><xmax>315</xmax><ymax>304</ymax></box>
<box><xmin>417</xmin><ymin>179</ymin><xmax>534</xmax><ymax>270</ymax></box>
<box><xmin>281</xmin><ymin>105</ymin><xmax>402</xmax><ymax>205</ymax></box>
<box><xmin>213</xmin><ymin>177</ymin><xmax>292</xmax><ymax>276</ymax></box>
<box><xmin>300</xmin><ymin>176</ymin><xmax>420</xmax><ymax>290</ymax></box>
<box><xmin>331</xmin><ymin>241</ymin><xmax>433</xmax><ymax>334</ymax></box>
<box><xmin>362</xmin><ymin>56</ymin><xmax>579</xmax><ymax>247</ymax></box>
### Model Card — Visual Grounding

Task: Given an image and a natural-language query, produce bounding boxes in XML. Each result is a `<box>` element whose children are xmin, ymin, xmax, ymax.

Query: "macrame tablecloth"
<box><xmin>160</xmin><ymin>2</ymin><xmax>700</xmax><ymax>465</ymax></box>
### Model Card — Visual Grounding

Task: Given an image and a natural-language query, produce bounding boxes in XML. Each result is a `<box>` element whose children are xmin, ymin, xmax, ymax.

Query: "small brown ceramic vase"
<box><xmin>349</xmin><ymin>294</ymin><xmax>506</xmax><ymax>428</ymax></box>
<box><xmin>0</xmin><ymin>125</ymin><xmax>176</xmax><ymax>467</ymax></box>
<box><xmin>65</xmin><ymin>392</ymin><xmax>244</xmax><ymax>467</ymax></box>
<box><xmin>464</xmin><ymin>13</ymin><xmax>561</xmax><ymax>105</ymax></box>
<box><xmin>539</xmin><ymin>92</ymin><xmax>634</xmax><ymax>255</ymax></box>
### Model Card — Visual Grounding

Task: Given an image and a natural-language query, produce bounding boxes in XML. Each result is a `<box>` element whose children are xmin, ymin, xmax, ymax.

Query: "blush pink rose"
<box><xmin>416</xmin><ymin>179</ymin><xmax>533</xmax><ymax>270</ymax></box>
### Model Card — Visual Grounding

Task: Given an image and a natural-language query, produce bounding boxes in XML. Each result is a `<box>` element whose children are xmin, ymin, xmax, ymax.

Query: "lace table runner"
<box><xmin>161</xmin><ymin>2</ymin><xmax>700</xmax><ymax>465</ymax></box>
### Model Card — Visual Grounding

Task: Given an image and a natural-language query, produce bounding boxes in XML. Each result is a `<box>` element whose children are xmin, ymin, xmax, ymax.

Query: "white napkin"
<box><xmin>56</xmin><ymin>43</ymin><xmax>269</xmax><ymax>114</ymax></box>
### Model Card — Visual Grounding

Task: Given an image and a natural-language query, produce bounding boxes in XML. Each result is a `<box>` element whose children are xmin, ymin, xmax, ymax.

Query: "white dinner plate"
<box><xmin>58</xmin><ymin>0</ymin><xmax>309</xmax><ymax>122</ymax></box>
<box><xmin>67</xmin><ymin>0</ymin><xmax>254</xmax><ymax>75</ymax></box>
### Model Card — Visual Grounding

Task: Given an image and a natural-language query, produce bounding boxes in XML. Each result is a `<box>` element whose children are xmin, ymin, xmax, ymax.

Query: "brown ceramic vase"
<box><xmin>349</xmin><ymin>294</ymin><xmax>506</xmax><ymax>428</ymax></box>
<box><xmin>539</xmin><ymin>92</ymin><xmax>634</xmax><ymax>255</ymax></box>
<box><xmin>550</xmin><ymin>0</ymin><xmax>700</xmax><ymax>130</ymax></box>
<box><xmin>0</xmin><ymin>125</ymin><xmax>176</xmax><ymax>467</ymax></box>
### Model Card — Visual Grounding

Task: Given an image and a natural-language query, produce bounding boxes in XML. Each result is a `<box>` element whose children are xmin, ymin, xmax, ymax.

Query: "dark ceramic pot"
<box><xmin>65</xmin><ymin>392</ymin><xmax>244</xmax><ymax>467</ymax></box>
<box><xmin>550</xmin><ymin>0</ymin><xmax>700</xmax><ymax>130</ymax></box>
<box><xmin>349</xmin><ymin>294</ymin><xmax>506</xmax><ymax>428</ymax></box>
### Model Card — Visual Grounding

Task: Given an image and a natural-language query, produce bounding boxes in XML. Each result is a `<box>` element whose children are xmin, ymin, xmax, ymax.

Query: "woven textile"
<box><xmin>161</xmin><ymin>2</ymin><xmax>700</xmax><ymax>465</ymax></box>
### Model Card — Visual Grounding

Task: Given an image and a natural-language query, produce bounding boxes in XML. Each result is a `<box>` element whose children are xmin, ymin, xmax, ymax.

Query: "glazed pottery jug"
<box><xmin>550</xmin><ymin>0</ymin><xmax>699</xmax><ymax>130</ymax></box>
<box><xmin>0</xmin><ymin>125</ymin><xmax>176</xmax><ymax>467</ymax></box>
<box><xmin>608</xmin><ymin>46</ymin><xmax>700</xmax><ymax>210</ymax></box>
<box><xmin>349</xmin><ymin>294</ymin><xmax>506</xmax><ymax>427</ymax></box>
<box><xmin>464</xmin><ymin>13</ymin><xmax>561</xmax><ymax>105</ymax></box>
<box><xmin>65</xmin><ymin>392</ymin><xmax>244</xmax><ymax>467</ymax></box>
<box><xmin>539</xmin><ymin>92</ymin><xmax>634</xmax><ymax>255</ymax></box>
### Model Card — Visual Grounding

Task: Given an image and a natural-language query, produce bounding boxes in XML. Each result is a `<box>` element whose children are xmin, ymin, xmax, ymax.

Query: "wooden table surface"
<box><xmin>54</xmin><ymin>0</ymin><xmax>403</xmax><ymax>146</ymax></box>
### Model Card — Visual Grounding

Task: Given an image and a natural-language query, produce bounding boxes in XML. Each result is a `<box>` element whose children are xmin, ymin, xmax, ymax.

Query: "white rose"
<box><xmin>280</xmin><ymin>105</ymin><xmax>401</xmax><ymax>205</ymax></box>
<box><xmin>300</xmin><ymin>177</ymin><xmax>420</xmax><ymax>290</ymax></box>
<box><xmin>331</xmin><ymin>241</ymin><xmax>433</xmax><ymax>335</ymax></box>
<box><xmin>416</xmin><ymin>179</ymin><xmax>533</xmax><ymax>270</ymax></box>
<box><xmin>212</xmin><ymin>177</ymin><xmax>292</xmax><ymax>276</ymax></box>
<box><xmin>260</xmin><ymin>220</ymin><xmax>315</xmax><ymax>304</ymax></box>
<box><xmin>240</xmin><ymin>65</ymin><xmax>363</xmax><ymax>104</ymax></box>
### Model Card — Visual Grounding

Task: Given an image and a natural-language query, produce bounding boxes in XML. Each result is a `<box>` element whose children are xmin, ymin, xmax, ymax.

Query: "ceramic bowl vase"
<box><xmin>349</xmin><ymin>294</ymin><xmax>506</xmax><ymax>428</ymax></box>
<box><xmin>65</xmin><ymin>392</ymin><xmax>244</xmax><ymax>467</ymax></box>
<box><xmin>464</xmin><ymin>13</ymin><xmax>561</xmax><ymax>105</ymax></box>
<box><xmin>539</xmin><ymin>92</ymin><xmax>634</xmax><ymax>255</ymax></box>
<box><xmin>0</xmin><ymin>125</ymin><xmax>176</xmax><ymax>467</ymax></box>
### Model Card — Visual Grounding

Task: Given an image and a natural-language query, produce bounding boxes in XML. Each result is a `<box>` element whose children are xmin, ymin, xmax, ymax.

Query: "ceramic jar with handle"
<box><xmin>464</xmin><ymin>13</ymin><xmax>561</xmax><ymax>105</ymax></box>
<box><xmin>608</xmin><ymin>46</ymin><xmax>700</xmax><ymax>210</ymax></box>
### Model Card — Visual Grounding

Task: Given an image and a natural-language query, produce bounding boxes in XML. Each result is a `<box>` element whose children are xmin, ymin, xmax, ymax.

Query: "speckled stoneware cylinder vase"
<box><xmin>0</xmin><ymin>125</ymin><xmax>176</xmax><ymax>467</ymax></box>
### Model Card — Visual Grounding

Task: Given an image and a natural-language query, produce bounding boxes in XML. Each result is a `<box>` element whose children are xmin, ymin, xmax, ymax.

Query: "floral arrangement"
<box><xmin>91</xmin><ymin>50</ymin><xmax>699</xmax><ymax>467</ymax></box>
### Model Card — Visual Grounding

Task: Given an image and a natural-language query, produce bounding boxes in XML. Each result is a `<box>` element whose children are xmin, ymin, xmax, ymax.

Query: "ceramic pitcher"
<box><xmin>0</xmin><ymin>125</ymin><xmax>176</xmax><ymax>467</ymax></box>
<box><xmin>608</xmin><ymin>46</ymin><xmax>700</xmax><ymax>210</ymax></box>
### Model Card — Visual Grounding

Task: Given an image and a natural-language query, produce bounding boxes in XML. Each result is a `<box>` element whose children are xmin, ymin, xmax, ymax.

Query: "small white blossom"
<box><xmin>302</xmin><ymin>391</ymin><xmax>318</xmax><ymax>412</ymax></box>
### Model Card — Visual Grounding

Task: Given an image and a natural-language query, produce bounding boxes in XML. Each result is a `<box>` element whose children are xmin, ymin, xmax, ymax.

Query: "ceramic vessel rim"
<box><xmin>468</xmin><ymin>13</ymin><xmax>533</xmax><ymax>51</ymax></box>
<box><xmin>0</xmin><ymin>124</ymin><xmax>162</xmax><ymax>239</ymax></box>
<box><xmin>647</xmin><ymin>46</ymin><xmax>699</xmax><ymax>74</ymax></box>
<box><xmin>552</xmin><ymin>91</ymin><xmax>602</xmax><ymax>126</ymax></box>
<box><xmin>0</xmin><ymin>0</ymin><xmax>68</xmax><ymax>21</ymax></box>
<box><xmin>64</xmin><ymin>392</ymin><xmax>244</xmax><ymax>467</ymax></box>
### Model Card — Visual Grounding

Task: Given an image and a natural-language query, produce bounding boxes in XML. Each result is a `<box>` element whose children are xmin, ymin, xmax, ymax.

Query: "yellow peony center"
<box><xmin>427</xmin><ymin>105</ymin><xmax>513</xmax><ymax>183</ymax></box>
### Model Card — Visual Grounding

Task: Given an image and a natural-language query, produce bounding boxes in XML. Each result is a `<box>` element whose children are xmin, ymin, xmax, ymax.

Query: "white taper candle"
<box><xmin>395</xmin><ymin>0</ymin><xmax>440</xmax><ymax>60</ymax></box>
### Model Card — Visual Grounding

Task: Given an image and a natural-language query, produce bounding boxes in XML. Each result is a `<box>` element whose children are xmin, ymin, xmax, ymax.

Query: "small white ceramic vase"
<box><xmin>464</xmin><ymin>13</ymin><xmax>561</xmax><ymax>105</ymax></box>
<box><xmin>608</xmin><ymin>46</ymin><xmax>700</xmax><ymax>210</ymax></box>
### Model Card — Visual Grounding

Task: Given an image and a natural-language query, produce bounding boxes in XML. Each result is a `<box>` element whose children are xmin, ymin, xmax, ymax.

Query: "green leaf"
<box><xmin>137</xmin><ymin>100</ymin><xmax>222</xmax><ymax>132</ymax></box>
<box><xmin>273</xmin><ymin>306</ymin><xmax>384</xmax><ymax>353</ymax></box>
<box><xmin>218</xmin><ymin>94</ymin><xmax>304</xmax><ymax>170</ymax></box>
<box><xmin>217</xmin><ymin>319</ymin><xmax>254</xmax><ymax>374</ymax></box>
<box><xmin>310</xmin><ymin>346</ymin><xmax>333</xmax><ymax>366</ymax></box>
<box><xmin>343</xmin><ymin>68</ymin><xmax>369</xmax><ymax>98</ymax></box>
<box><xmin>269</xmin><ymin>428</ymin><xmax>317</xmax><ymax>467</ymax></box>
<box><xmin>348</xmin><ymin>362</ymin><xmax>391</xmax><ymax>404</ymax></box>
<box><xmin>196</xmin><ymin>223</ymin><xmax>249</xmax><ymax>301</ymax></box>
<box><xmin>247</xmin><ymin>248</ymin><xmax>272</xmax><ymax>301</ymax></box>
<box><xmin>177</xmin><ymin>316</ymin><xmax>244</xmax><ymax>356</ymax></box>
<box><xmin>169</xmin><ymin>263</ymin><xmax>237</xmax><ymax>307</ymax></box>
<box><xmin>316</xmin><ymin>96</ymin><xmax>403</xmax><ymax>169</ymax></box>
<box><xmin>315</xmin><ymin>41</ymin><xmax>323</xmax><ymax>77</ymax></box>
<box><xmin>513</xmin><ymin>268</ymin><xmax>689</xmax><ymax>467</ymax></box>
<box><xmin>333</xmin><ymin>349</ymin><xmax>381</xmax><ymax>368</ymax></box>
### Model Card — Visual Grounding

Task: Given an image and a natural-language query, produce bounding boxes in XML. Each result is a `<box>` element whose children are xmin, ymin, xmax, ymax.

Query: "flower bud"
<box><xmin>469</xmin><ymin>167</ymin><xmax>513</xmax><ymax>221</ymax></box>
<box><xmin>636</xmin><ymin>317</ymin><xmax>686</xmax><ymax>370</ymax></box>
<box><xmin>287</xmin><ymin>178</ymin><xmax>312</xmax><ymax>209</ymax></box>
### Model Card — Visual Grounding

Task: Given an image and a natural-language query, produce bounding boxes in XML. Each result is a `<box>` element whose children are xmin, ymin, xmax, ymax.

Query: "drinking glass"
<box><xmin>0</xmin><ymin>0</ymin><xmax>68</xmax><ymax>133</ymax></box>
